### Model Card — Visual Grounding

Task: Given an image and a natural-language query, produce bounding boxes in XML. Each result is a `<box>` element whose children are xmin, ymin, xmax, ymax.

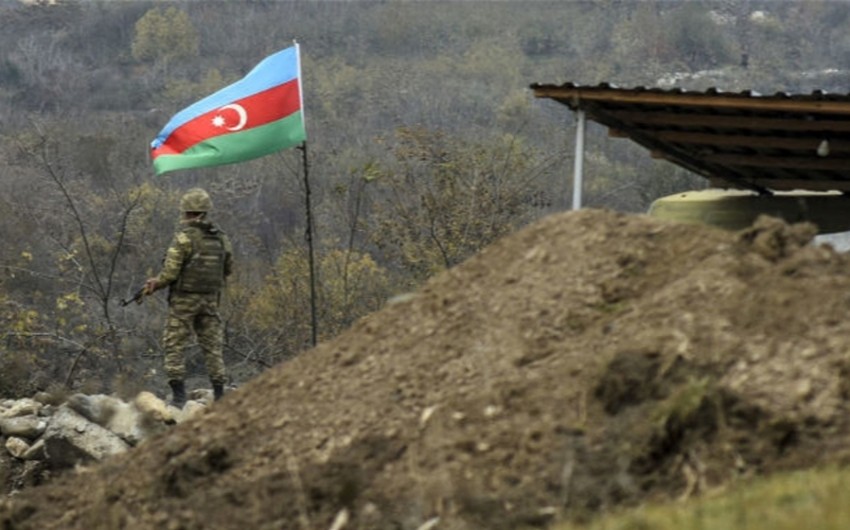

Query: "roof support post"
<box><xmin>572</xmin><ymin>109</ymin><xmax>586</xmax><ymax>210</ymax></box>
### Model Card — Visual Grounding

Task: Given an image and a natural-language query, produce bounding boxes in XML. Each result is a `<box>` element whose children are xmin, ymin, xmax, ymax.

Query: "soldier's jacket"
<box><xmin>155</xmin><ymin>219</ymin><xmax>233</xmax><ymax>295</ymax></box>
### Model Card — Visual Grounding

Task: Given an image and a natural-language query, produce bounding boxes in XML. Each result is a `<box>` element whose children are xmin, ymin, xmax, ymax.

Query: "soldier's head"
<box><xmin>180</xmin><ymin>188</ymin><xmax>212</xmax><ymax>219</ymax></box>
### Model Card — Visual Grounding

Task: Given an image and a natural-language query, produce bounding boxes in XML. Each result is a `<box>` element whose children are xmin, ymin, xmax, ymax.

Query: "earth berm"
<box><xmin>3</xmin><ymin>208</ymin><xmax>850</xmax><ymax>530</ymax></box>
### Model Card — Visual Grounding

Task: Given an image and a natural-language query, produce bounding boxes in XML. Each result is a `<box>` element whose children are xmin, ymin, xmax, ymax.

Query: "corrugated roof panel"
<box><xmin>530</xmin><ymin>83</ymin><xmax>850</xmax><ymax>192</ymax></box>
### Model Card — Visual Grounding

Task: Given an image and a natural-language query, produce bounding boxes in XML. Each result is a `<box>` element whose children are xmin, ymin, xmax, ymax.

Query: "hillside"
<box><xmin>7</xmin><ymin>0</ymin><xmax>850</xmax><ymax>409</ymax></box>
<box><xmin>3</xmin><ymin>208</ymin><xmax>850</xmax><ymax>530</ymax></box>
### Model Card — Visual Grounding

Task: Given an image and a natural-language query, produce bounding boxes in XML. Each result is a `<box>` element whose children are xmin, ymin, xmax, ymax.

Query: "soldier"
<box><xmin>144</xmin><ymin>188</ymin><xmax>233</xmax><ymax>407</ymax></box>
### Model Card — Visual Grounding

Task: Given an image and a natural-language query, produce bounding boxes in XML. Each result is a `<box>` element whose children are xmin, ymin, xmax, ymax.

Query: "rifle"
<box><xmin>120</xmin><ymin>286</ymin><xmax>147</xmax><ymax>307</ymax></box>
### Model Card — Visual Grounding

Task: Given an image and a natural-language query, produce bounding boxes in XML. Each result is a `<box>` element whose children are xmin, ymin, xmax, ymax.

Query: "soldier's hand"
<box><xmin>144</xmin><ymin>278</ymin><xmax>159</xmax><ymax>296</ymax></box>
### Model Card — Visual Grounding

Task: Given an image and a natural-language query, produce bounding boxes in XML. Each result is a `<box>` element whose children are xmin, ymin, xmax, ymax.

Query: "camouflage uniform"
<box><xmin>149</xmin><ymin>189</ymin><xmax>233</xmax><ymax>403</ymax></box>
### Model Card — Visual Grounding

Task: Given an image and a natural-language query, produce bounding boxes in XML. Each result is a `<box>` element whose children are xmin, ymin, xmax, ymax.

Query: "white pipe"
<box><xmin>572</xmin><ymin>109</ymin><xmax>585</xmax><ymax>210</ymax></box>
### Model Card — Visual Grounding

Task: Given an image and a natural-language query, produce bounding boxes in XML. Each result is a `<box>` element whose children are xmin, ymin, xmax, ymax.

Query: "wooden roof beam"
<box><xmin>654</xmin><ymin>131</ymin><xmax>850</xmax><ymax>153</ymax></box>
<box><xmin>610</xmin><ymin>111</ymin><xmax>850</xmax><ymax>132</ymax></box>
<box><xmin>704</xmin><ymin>153</ymin><xmax>850</xmax><ymax>171</ymax></box>
<box><xmin>532</xmin><ymin>87</ymin><xmax>850</xmax><ymax>115</ymax></box>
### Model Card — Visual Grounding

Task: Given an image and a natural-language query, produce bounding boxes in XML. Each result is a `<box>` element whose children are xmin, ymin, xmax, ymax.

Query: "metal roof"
<box><xmin>530</xmin><ymin>82</ymin><xmax>850</xmax><ymax>193</ymax></box>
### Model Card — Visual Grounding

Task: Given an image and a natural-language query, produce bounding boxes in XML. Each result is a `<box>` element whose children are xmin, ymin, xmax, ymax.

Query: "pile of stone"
<box><xmin>0</xmin><ymin>390</ymin><xmax>207</xmax><ymax>494</ymax></box>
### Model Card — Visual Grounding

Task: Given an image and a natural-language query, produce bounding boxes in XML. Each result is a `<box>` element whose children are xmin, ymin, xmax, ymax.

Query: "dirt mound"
<box><xmin>3</xmin><ymin>209</ymin><xmax>850</xmax><ymax>529</ymax></box>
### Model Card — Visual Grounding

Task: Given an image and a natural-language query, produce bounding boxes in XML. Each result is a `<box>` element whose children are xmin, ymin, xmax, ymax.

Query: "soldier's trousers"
<box><xmin>163</xmin><ymin>292</ymin><xmax>226</xmax><ymax>383</ymax></box>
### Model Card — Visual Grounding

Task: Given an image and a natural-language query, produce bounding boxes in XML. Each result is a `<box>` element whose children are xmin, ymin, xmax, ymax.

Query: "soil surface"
<box><xmin>3</xmin><ymin>209</ymin><xmax>850</xmax><ymax>530</ymax></box>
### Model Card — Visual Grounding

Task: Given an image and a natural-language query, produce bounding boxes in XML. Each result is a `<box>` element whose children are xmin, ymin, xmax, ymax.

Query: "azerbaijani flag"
<box><xmin>150</xmin><ymin>44</ymin><xmax>306</xmax><ymax>176</ymax></box>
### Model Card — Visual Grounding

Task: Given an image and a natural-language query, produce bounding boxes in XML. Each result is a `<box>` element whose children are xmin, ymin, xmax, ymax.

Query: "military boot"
<box><xmin>212</xmin><ymin>380</ymin><xmax>225</xmax><ymax>401</ymax></box>
<box><xmin>169</xmin><ymin>379</ymin><xmax>186</xmax><ymax>408</ymax></box>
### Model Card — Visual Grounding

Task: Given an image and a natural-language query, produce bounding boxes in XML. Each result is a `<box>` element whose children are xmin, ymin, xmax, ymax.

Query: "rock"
<box><xmin>22</xmin><ymin>439</ymin><xmax>46</xmax><ymax>461</ymax></box>
<box><xmin>66</xmin><ymin>394</ymin><xmax>121</xmax><ymax>426</ymax></box>
<box><xmin>0</xmin><ymin>416</ymin><xmax>48</xmax><ymax>439</ymax></box>
<box><xmin>0</xmin><ymin>399</ymin><xmax>41</xmax><ymax>419</ymax></box>
<box><xmin>66</xmin><ymin>392</ymin><xmax>172</xmax><ymax>446</ymax></box>
<box><xmin>17</xmin><ymin>460</ymin><xmax>49</xmax><ymax>489</ymax></box>
<box><xmin>0</xmin><ymin>449</ymin><xmax>11</xmax><ymax>486</ymax></box>
<box><xmin>178</xmin><ymin>401</ymin><xmax>207</xmax><ymax>422</ymax></box>
<box><xmin>32</xmin><ymin>392</ymin><xmax>54</xmax><ymax>405</ymax></box>
<box><xmin>101</xmin><ymin>401</ymin><xmax>147</xmax><ymax>446</ymax></box>
<box><xmin>134</xmin><ymin>391</ymin><xmax>174</xmax><ymax>425</ymax></box>
<box><xmin>0</xmin><ymin>391</ymin><xmax>180</xmax><ymax>495</ymax></box>
<box><xmin>5</xmin><ymin>437</ymin><xmax>30</xmax><ymax>459</ymax></box>
<box><xmin>41</xmin><ymin>405</ymin><xmax>129</xmax><ymax>468</ymax></box>
<box><xmin>188</xmin><ymin>388</ymin><xmax>214</xmax><ymax>404</ymax></box>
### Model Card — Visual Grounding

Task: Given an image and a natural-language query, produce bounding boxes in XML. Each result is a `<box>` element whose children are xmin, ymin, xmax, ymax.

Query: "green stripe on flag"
<box><xmin>153</xmin><ymin>112</ymin><xmax>306</xmax><ymax>175</ymax></box>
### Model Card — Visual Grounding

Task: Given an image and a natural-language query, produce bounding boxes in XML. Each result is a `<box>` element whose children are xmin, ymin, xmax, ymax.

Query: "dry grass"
<box><xmin>554</xmin><ymin>465</ymin><xmax>850</xmax><ymax>530</ymax></box>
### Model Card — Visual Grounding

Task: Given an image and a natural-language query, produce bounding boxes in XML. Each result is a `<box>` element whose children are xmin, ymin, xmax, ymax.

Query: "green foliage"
<box><xmin>308</xmin><ymin>56</ymin><xmax>366</xmax><ymax>124</ymax></box>
<box><xmin>0</xmin><ymin>290</ymin><xmax>47</xmax><ymax>397</ymax></box>
<box><xmin>237</xmin><ymin>247</ymin><xmax>392</xmax><ymax>364</ymax></box>
<box><xmin>159</xmin><ymin>68</ymin><xmax>231</xmax><ymax>106</ymax></box>
<box><xmin>369</xmin><ymin>128</ymin><xmax>548</xmax><ymax>280</ymax></box>
<box><xmin>0</xmin><ymin>349</ymin><xmax>41</xmax><ymax>399</ymax></box>
<box><xmin>1</xmin><ymin>123</ymin><xmax>171</xmax><ymax>392</ymax></box>
<box><xmin>74</xmin><ymin>134</ymin><xmax>115</xmax><ymax>189</ymax></box>
<box><xmin>319</xmin><ymin>249</ymin><xmax>391</xmax><ymax>328</ymax></box>
<box><xmin>666</xmin><ymin>4</ymin><xmax>736</xmax><ymax>70</ymax></box>
<box><xmin>0</xmin><ymin>59</ymin><xmax>23</xmax><ymax>87</ymax></box>
<box><xmin>518</xmin><ymin>9</ymin><xmax>576</xmax><ymax>58</ymax></box>
<box><xmin>131</xmin><ymin>6</ymin><xmax>199</xmax><ymax>64</ymax></box>
<box><xmin>608</xmin><ymin>5</ymin><xmax>676</xmax><ymax>82</ymax></box>
<box><xmin>123</xmin><ymin>182</ymin><xmax>179</xmax><ymax>249</ymax></box>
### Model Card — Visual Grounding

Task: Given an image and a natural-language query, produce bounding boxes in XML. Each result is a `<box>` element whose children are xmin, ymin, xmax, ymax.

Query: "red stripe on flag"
<box><xmin>152</xmin><ymin>78</ymin><xmax>301</xmax><ymax>158</ymax></box>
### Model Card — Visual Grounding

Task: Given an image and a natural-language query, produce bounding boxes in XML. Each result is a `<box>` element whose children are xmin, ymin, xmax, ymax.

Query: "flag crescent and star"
<box><xmin>150</xmin><ymin>44</ymin><xmax>307</xmax><ymax>176</ymax></box>
<box><xmin>215</xmin><ymin>104</ymin><xmax>248</xmax><ymax>131</ymax></box>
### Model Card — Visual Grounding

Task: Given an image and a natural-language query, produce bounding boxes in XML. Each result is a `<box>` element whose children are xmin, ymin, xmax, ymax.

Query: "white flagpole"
<box><xmin>572</xmin><ymin>109</ymin><xmax>585</xmax><ymax>210</ymax></box>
